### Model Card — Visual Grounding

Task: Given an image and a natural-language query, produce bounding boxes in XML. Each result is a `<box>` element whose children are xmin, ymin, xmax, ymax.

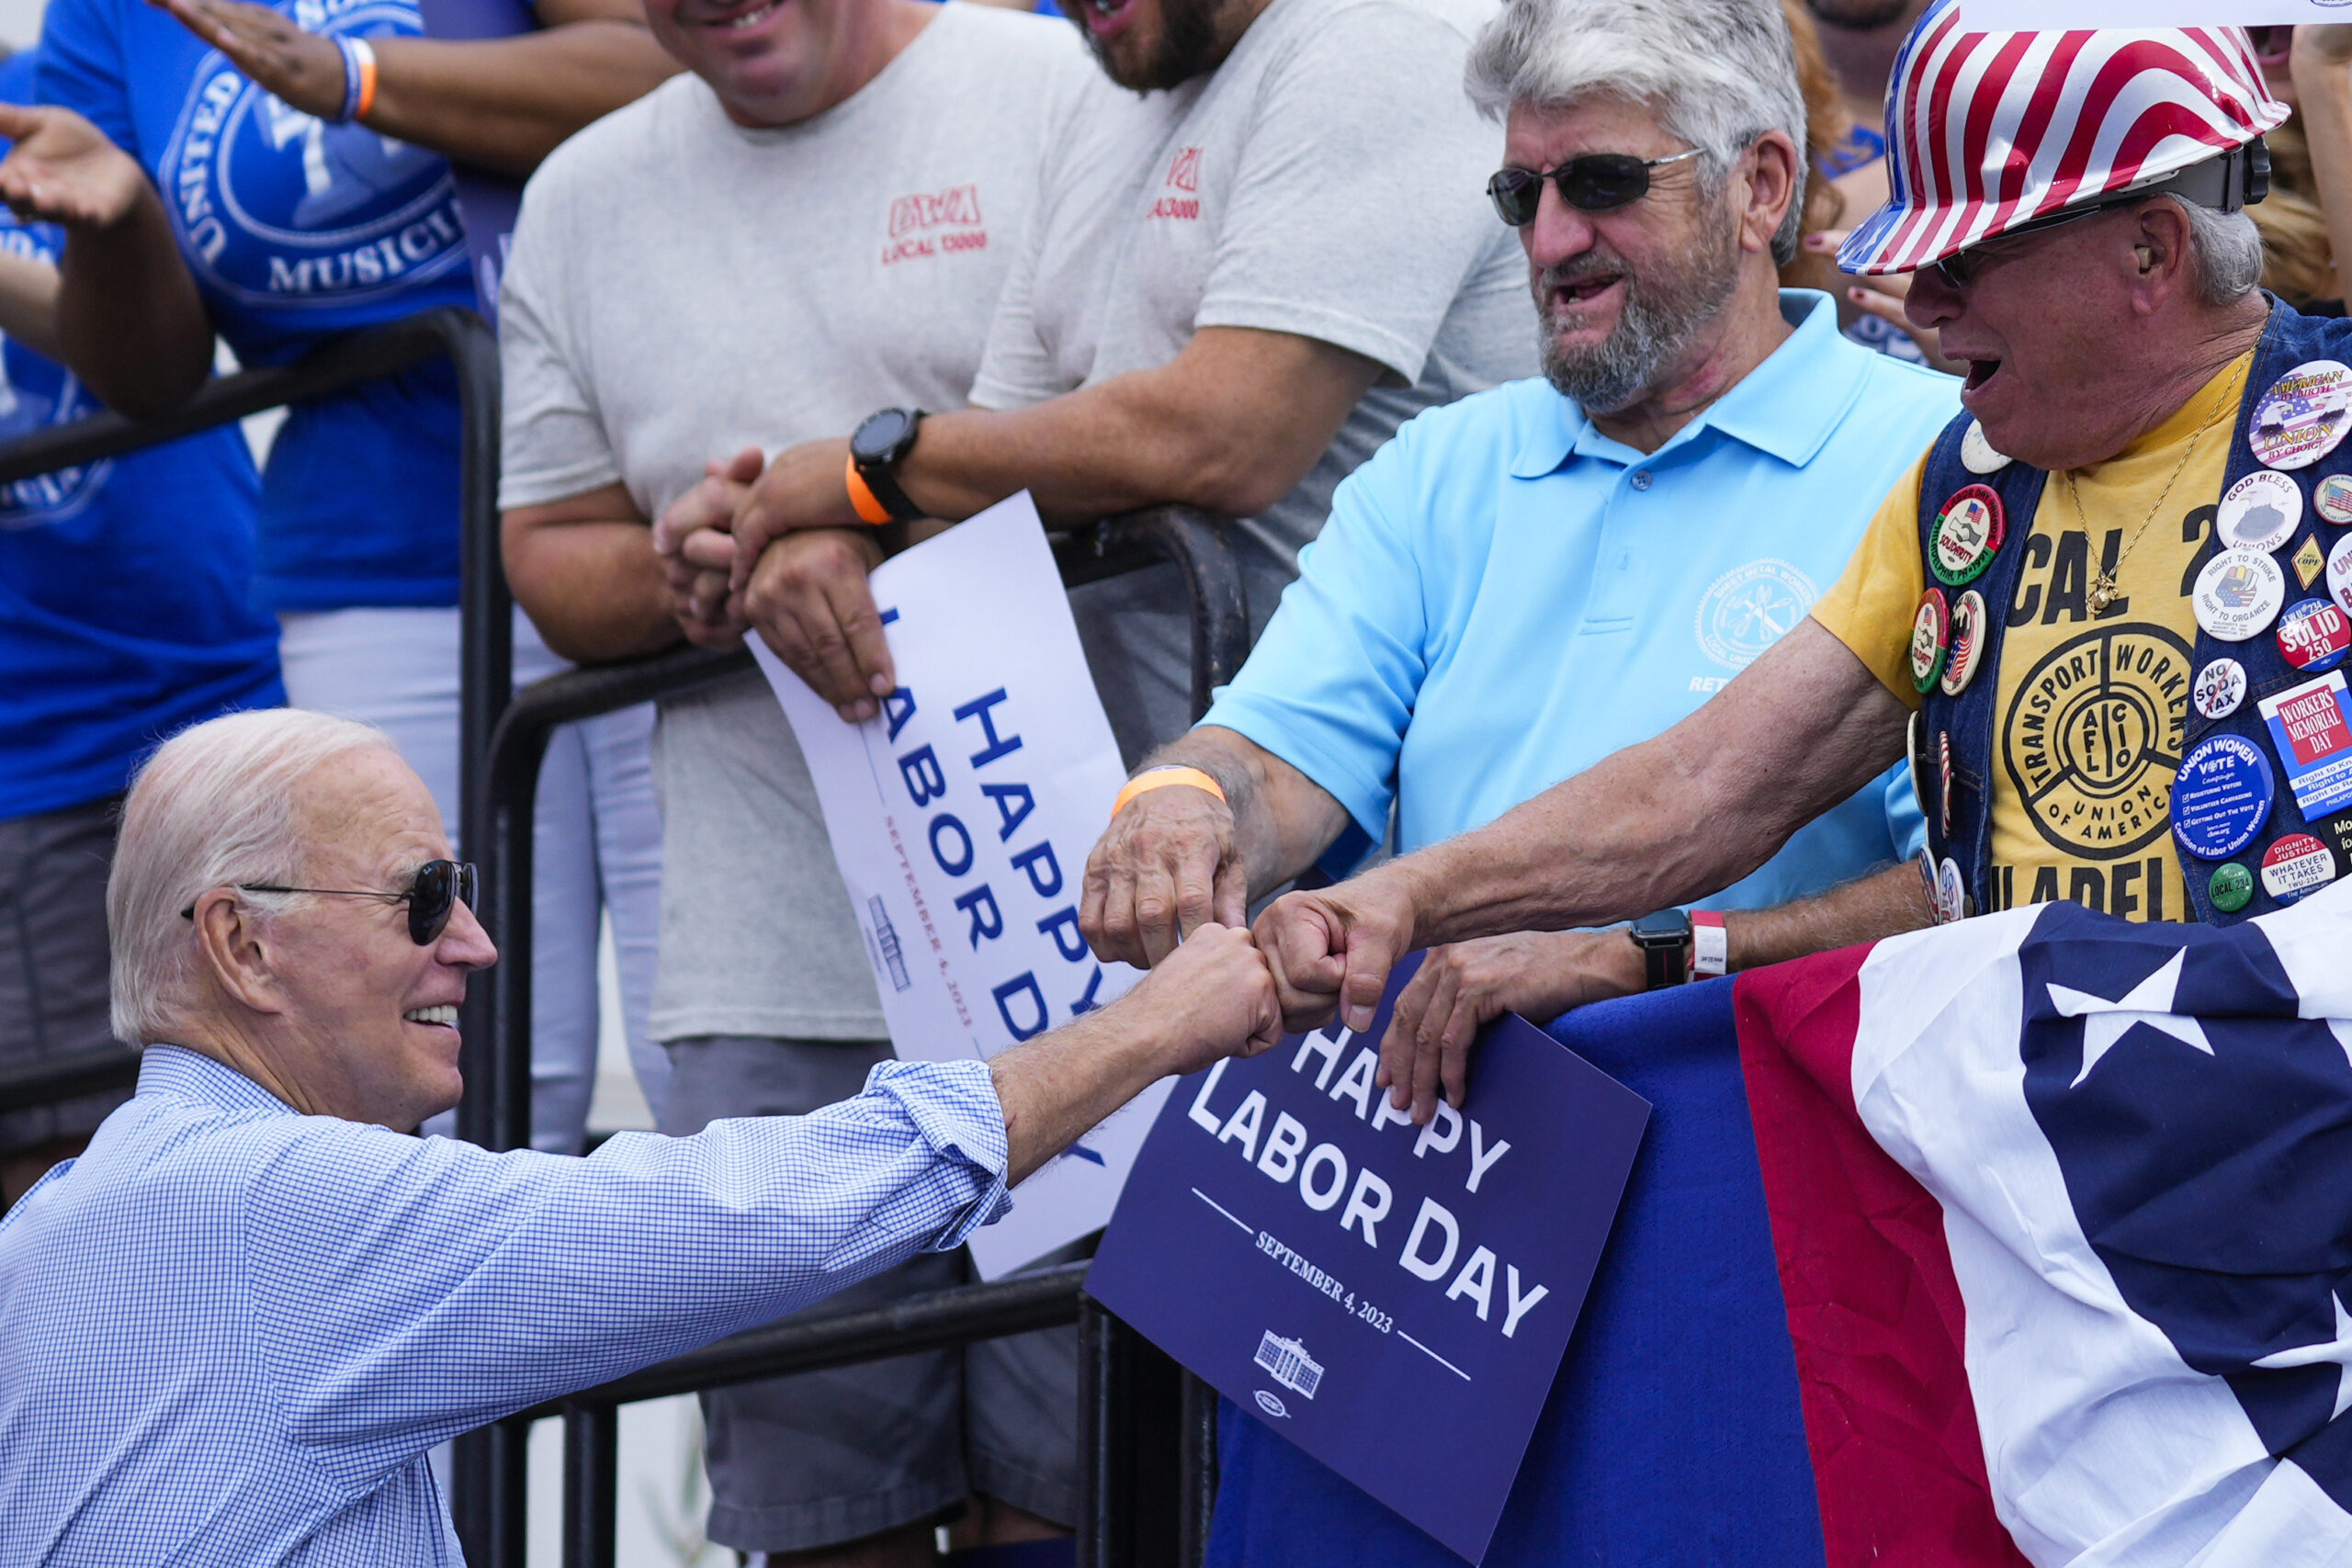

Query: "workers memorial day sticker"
<box><xmin>2258</xmin><ymin>670</ymin><xmax>2352</xmax><ymax>822</ymax></box>
<box><xmin>1086</xmin><ymin>953</ymin><xmax>1649</xmax><ymax>1564</ymax></box>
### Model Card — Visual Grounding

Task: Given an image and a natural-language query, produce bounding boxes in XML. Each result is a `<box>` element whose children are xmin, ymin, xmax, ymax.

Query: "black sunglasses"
<box><xmin>1487</xmin><ymin>147</ymin><xmax>1704</xmax><ymax>226</ymax></box>
<box><xmin>181</xmin><ymin>860</ymin><xmax>479</xmax><ymax>946</ymax></box>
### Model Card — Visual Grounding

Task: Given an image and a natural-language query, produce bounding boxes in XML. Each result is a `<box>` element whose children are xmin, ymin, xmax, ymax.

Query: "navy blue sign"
<box><xmin>415</xmin><ymin>0</ymin><xmax>529</xmax><ymax>320</ymax></box>
<box><xmin>1085</xmin><ymin>954</ymin><xmax>1650</xmax><ymax>1563</ymax></box>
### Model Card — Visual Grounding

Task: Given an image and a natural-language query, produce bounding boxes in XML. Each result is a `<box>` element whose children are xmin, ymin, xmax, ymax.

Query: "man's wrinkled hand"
<box><xmin>741</xmin><ymin>527</ymin><xmax>894</xmax><ymax>721</ymax></box>
<box><xmin>1125</xmin><ymin>922</ymin><xmax>1284</xmax><ymax>1077</ymax></box>
<box><xmin>0</xmin><ymin>104</ymin><xmax>152</xmax><ymax>230</ymax></box>
<box><xmin>729</xmin><ymin>439</ymin><xmax>864</xmax><ymax>594</ymax></box>
<box><xmin>1376</xmin><ymin>928</ymin><xmax>1643</xmax><ymax>1124</ymax></box>
<box><xmin>652</xmin><ymin>447</ymin><xmax>763</xmax><ymax>562</ymax></box>
<box><xmin>1252</xmin><ymin>872</ymin><xmax>1418</xmax><ymax>1037</ymax></box>
<box><xmin>1080</xmin><ymin>781</ymin><xmax>1247</xmax><ymax>969</ymax></box>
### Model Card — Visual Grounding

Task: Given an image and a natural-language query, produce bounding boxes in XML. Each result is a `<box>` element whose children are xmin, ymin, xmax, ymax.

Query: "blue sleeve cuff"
<box><xmin>862</xmin><ymin>1058</ymin><xmax>1012</xmax><ymax>1249</ymax></box>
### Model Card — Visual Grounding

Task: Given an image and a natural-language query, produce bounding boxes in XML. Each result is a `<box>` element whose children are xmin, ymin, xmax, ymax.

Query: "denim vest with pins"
<box><xmin>1912</xmin><ymin>296</ymin><xmax>2352</xmax><ymax>927</ymax></box>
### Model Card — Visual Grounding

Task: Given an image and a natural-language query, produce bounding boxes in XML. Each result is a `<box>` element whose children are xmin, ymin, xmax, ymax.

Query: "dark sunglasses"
<box><xmin>1486</xmin><ymin>147</ymin><xmax>1704</xmax><ymax>226</ymax></box>
<box><xmin>181</xmin><ymin>860</ymin><xmax>479</xmax><ymax>946</ymax></box>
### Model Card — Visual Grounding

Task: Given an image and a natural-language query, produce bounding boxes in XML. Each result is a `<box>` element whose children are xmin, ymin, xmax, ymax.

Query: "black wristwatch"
<box><xmin>849</xmin><ymin>407</ymin><xmax>926</xmax><ymax>523</ymax></box>
<box><xmin>1627</xmin><ymin>908</ymin><xmax>1692</xmax><ymax>990</ymax></box>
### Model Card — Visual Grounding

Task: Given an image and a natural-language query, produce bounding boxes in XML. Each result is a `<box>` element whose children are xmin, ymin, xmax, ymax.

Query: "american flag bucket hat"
<box><xmin>1837</xmin><ymin>0</ymin><xmax>2289</xmax><ymax>276</ymax></box>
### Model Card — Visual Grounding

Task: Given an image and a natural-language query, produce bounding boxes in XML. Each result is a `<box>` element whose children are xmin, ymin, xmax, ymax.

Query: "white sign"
<box><xmin>749</xmin><ymin>492</ymin><xmax>1162</xmax><ymax>1279</ymax></box>
<box><xmin>1962</xmin><ymin>2</ymin><xmax>2343</xmax><ymax>24</ymax></box>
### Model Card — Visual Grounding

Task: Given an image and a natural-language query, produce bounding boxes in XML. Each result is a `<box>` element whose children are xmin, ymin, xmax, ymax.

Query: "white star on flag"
<box><xmin>2253</xmin><ymin>1292</ymin><xmax>2352</xmax><ymax>1421</ymax></box>
<box><xmin>2046</xmin><ymin>949</ymin><xmax>2214</xmax><ymax>1088</ymax></box>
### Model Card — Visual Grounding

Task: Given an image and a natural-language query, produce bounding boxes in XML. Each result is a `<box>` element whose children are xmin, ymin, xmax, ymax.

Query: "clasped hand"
<box><xmin>651</xmin><ymin>439</ymin><xmax>897</xmax><ymax>722</ymax></box>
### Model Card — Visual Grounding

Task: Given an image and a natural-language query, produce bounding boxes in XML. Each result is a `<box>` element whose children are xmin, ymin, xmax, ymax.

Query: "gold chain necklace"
<box><xmin>2066</xmin><ymin>368</ymin><xmax>2246</xmax><ymax>616</ymax></box>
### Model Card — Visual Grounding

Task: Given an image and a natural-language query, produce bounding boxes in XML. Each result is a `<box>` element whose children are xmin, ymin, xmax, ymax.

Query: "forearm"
<box><xmin>503</xmin><ymin>514</ymin><xmax>682</xmax><ymax>662</ymax></box>
<box><xmin>991</xmin><ymin>998</ymin><xmax>1177</xmax><ymax>1185</ymax></box>
<box><xmin>55</xmin><ymin>191</ymin><xmax>213</xmax><ymax>416</ymax></box>
<box><xmin>0</xmin><ymin>251</ymin><xmax>62</xmax><ymax>361</ymax></box>
<box><xmin>1724</xmin><ymin>860</ymin><xmax>1936</xmax><ymax>972</ymax></box>
<box><xmin>1147</xmin><ymin>726</ymin><xmax>1352</xmax><ymax>898</ymax></box>
<box><xmin>364</xmin><ymin>27</ymin><xmax>680</xmax><ymax>175</ymax></box>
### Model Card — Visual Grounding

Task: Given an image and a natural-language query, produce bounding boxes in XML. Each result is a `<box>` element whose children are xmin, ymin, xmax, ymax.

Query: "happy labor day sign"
<box><xmin>1086</xmin><ymin>955</ymin><xmax>1652</xmax><ymax>1563</ymax></box>
<box><xmin>752</xmin><ymin>494</ymin><xmax>1153</xmax><ymax>1279</ymax></box>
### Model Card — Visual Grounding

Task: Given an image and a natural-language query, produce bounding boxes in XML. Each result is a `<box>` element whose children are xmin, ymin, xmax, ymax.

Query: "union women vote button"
<box><xmin>2261</xmin><ymin>832</ymin><xmax>2339</xmax><ymax>904</ymax></box>
<box><xmin>2278</xmin><ymin>596</ymin><xmax>2352</xmax><ymax>672</ymax></box>
<box><xmin>1909</xmin><ymin>588</ymin><xmax>1950</xmax><ymax>692</ymax></box>
<box><xmin>1930</xmin><ymin>486</ymin><xmax>2004</xmax><ymax>586</ymax></box>
<box><xmin>2194</xmin><ymin>547</ymin><xmax>2286</xmax><ymax>641</ymax></box>
<box><xmin>2218</xmin><ymin>468</ymin><xmax>2302</xmax><ymax>553</ymax></box>
<box><xmin>2170</xmin><ymin>733</ymin><xmax>2276</xmax><ymax>861</ymax></box>
<box><xmin>2254</xmin><ymin>359</ymin><xmax>2352</xmax><ymax>469</ymax></box>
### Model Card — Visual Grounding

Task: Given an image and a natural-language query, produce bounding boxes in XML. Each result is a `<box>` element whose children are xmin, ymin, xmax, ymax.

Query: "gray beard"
<box><xmin>1538</xmin><ymin>234</ymin><xmax>1743</xmax><ymax>416</ymax></box>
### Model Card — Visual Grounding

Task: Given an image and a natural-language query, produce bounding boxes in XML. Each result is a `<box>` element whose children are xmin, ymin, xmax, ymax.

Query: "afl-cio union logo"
<box><xmin>159</xmin><ymin>2</ymin><xmax>465</xmax><ymax>309</ymax></box>
<box><xmin>2001</xmin><ymin>623</ymin><xmax>2191</xmax><ymax>858</ymax></box>
<box><xmin>1695</xmin><ymin>558</ymin><xmax>1817</xmax><ymax>670</ymax></box>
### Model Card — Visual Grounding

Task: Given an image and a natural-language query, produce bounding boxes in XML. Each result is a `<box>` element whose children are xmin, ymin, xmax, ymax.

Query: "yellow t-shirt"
<box><xmin>1813</xmin><ymin>352</ymin><xmax>2254</xmax><ymax>923</ymax></box>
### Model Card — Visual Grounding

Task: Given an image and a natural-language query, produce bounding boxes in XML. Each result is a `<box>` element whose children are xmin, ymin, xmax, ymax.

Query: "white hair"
<box><xmin>108</xmin><ymin>708</ymin><xmax>394</xmax><ymax>1045</ymax></box>
<box><xmin>1464</xmin><ymin>0</ymin><xmax>1809</xmax><ymax>265</ymax></box>
<box><xmin>2166</xmin><ymin>196</ymin><xmax>2266</xmax><ymax>305</ymax></box>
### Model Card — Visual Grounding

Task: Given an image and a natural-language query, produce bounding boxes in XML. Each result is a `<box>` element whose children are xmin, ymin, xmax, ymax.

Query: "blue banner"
<box><xmin>1085</xmin><ymin>953</ymin><xmax>1650</xmax><ymax>1562</ymax></box>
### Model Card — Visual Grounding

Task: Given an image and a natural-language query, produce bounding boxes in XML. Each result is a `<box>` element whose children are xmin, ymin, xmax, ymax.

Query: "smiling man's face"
<box><xmin>1068</xmin><ymin>0</ymin><xmax>1245</xmax><ymax>92</ymax></box>
<box><xmin>643</xmin><ymin>0</ymin><xmax>868</xmax><ymax>126</ymax></box>
<box><xmin>265</xmin><ymin>749</ymin><xmax>494</xmax><ymax>1132</ymax></box>
<box><xmin>1505</xmin><ymin>96</ymin><xmax>1744</xmax><ymax>416</ymax></box>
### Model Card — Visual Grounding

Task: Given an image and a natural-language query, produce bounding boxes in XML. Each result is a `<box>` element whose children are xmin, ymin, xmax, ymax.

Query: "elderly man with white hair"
<box><xmin>1080</xmin><ymin>0</ymin><xmax>1954</xmax><ymax>1110</ymax></box>
<box><xmin>0</xmin><ymin>708</ymin><xmax>1281</xmax><ymax>1565</ymax></box>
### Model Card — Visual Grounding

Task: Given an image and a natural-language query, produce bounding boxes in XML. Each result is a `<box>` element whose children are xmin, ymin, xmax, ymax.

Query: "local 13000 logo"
<box><xmin>159</xmin><ymin>3</ymin><xmax>466</xmax><ymax>308</ymax></box>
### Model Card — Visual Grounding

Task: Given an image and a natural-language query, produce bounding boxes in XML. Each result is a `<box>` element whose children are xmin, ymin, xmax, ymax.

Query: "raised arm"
<box><xmin>0</xmin><ymin>104</ymin><xmax>213</xmax><ymax>416</ymax></box>
<box><xmin>1079</xmin><ymin>725</ymin><xmax>1356</xmax><ymax>968</ymax></box>
<box><xmin>151</xmin><ymin>0</ymin><xmax>682</xmax><ymax>176</ymax></box>
<box><xmin>1258</xmin><ymin>617</ymin><xmax>1912</xmax><ymax>1033</ymax></box>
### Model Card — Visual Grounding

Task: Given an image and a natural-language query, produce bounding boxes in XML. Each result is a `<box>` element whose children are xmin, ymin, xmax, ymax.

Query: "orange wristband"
<box><xmin>843</xmin><ymin>455</ymin><xmax>895</xmax><ymax>525</ymax></box>
<box><xmin>1113</xmin><ymin>766</ymin><xmax>1225</xmax><ymax>818</ymax></box>
<box><xmin>352</xmin><ymin>39</ymin><xmax>378</xmax><ymax>121</ymax></box>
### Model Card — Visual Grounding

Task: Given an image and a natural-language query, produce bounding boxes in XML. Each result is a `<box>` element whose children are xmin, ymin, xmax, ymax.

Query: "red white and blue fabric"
<box><xmin>1742</xmin><ymin>884</ymin><xmax>2352</xmax><ymax>1566</ymax></box>
<box><xmin>1838</xmin><ymin>0</ymin><xmax>2287</xmax><ymax>276</ymax></box>
<box><xmin>1210</xmin><ymin>887</ymin><xmax>2352</xmax><ymax>1567</ymax></box>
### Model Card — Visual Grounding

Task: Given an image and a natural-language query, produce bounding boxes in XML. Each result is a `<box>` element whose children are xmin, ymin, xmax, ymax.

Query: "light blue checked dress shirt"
<box><xmin>0</xmin><ymin>1045</ymin><xmax>1011</xmax><ymax>1565</ymax></box>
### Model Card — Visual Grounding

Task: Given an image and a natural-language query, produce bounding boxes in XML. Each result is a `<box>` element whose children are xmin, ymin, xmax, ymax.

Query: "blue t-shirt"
<box><xmin>39</xmin><ymin>0</ymin><xmax>479</xmax><ymax>611</ymax></box>
<box><xmin>1203</xmin><ymin>291</ymin><xmax>1955</xmax><ymax>912</ymax></box>
<box><xmin>0</xmin><ymin>51</ymin><xmax>280</xmax><ymax>819</ymax></box>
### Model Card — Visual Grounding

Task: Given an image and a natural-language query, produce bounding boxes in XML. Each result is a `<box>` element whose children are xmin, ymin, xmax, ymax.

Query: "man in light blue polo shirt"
<box><xmin>1077</xmin><ymin>0</ymin><xmax>1957</xmax><ymax>1110</ymax></box>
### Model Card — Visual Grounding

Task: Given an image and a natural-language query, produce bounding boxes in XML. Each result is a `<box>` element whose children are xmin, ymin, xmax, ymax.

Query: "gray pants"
<box><xmin>662</xmin><ymin>1036</ymin><xmax>1080</xmax><ymax>1553</ymax></box>
<box><xmin>1</xmin><ymin>796</ymin><xmax>125</xmax><ymax>1157</ymax></box>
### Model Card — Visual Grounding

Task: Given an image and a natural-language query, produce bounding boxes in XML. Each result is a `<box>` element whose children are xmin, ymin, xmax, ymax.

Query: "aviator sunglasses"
<box><xmin>181</xmin><ymin>859</ymin><xmax>479</xmax><ymax>946</ymax></box>
<box><xmin>1486</xmin><ymin>147</ymin><xmax>1704</xmax><ymax>226</ymax></box>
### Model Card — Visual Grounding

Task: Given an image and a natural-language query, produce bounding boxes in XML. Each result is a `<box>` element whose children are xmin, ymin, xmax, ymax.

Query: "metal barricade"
<box><xmin>0</xmin><ymin>308</ymin><xmax>1244</xmax><ymax>1568</ymax></box>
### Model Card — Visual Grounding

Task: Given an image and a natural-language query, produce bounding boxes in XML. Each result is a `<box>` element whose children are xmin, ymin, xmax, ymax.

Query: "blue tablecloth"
<box><xmin>1205</xmin><ymin>980</ymin><xmax>1826</xmax><ymax>1566</ymax></box>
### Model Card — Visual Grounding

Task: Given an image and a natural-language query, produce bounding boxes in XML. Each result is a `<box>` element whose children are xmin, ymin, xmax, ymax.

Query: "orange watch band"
<box><xmin>843</xmin><ymin>455</ymin><xmax>895</xmax><ymax>526</ymax></box>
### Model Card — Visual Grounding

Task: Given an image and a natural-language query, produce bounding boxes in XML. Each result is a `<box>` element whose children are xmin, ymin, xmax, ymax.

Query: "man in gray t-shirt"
<box><xmin>497</xmin><ymin>0</ymin><xmax>1093</xmax><ymax>1559</ymax></box>
<box><xmin>696</xmin><ymin>0</ymin><xmax>1538</xmax><ymax>762</ymax></box>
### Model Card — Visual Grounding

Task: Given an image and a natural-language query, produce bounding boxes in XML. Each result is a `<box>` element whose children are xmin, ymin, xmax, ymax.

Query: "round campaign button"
<box><xmin>1910</xmin><ymin>587</ymin><xmax>1950</xmax><ymax>692</ymax></box>
<box><xmin>1937</xmin><ymin>856</ymin><xmax>1967</xmax><ymax>925</ymax></box>
<box><xmin>2278</xmin><ymin>596</ymin><xmax>2352</xmax><ymax>672</ymax></box>
<box><xmin>2329</xmin><ymin>531</ymin><xmax>2352</xmax><ymax>617</ymax></box>
<box><xmin>2218</xmin><ymin>468</ymin><xmax>2303</xmax><ymax>553</ymax></box>
<box><xmin>2320</xmin><ymin>474</ymin><xmax>2352</xmax><ymax>525</ymax></box>
<box><xmin>1930</xmin><ymin>486</ymin><xmax>2006</xmax><ymax>586</ymax></box>
<box><xmin>2253</xmin><ymin>359</ymin><xmax>2352</xmax><ymax>469</ymax></box>
<box><xmin>2194</xmin><ymin>548</ymin><xmax>2287</xmax><ymax>641</ymax></box>
<box><xmin>2193</xmin><ymin>657</ymin><xmax>2248</xmax><ymax>720</ymax></box>
<box><xmin>2170</xmin><ymin>733</ymin><xmax>2276</xmax><ymax>861</ymax></box>
<box><xmin>1961</xmin><ymin>419</ymin><xmax>2011</xmax><ymax>476</ymax></box>
<box><xmin>2210</xmin><ymin>862</ymin><xmax>2256</xmax><ymax>914</ymax></box>
<box><xmin>1940</xmin><ymin>589</ymin><xmax>1988</xmax><ymax>696</ymax></box>
<box><xmin>2261</xmin><ymin>832</ymin><xmax>2339</xmax><ymax>905</ymax></box>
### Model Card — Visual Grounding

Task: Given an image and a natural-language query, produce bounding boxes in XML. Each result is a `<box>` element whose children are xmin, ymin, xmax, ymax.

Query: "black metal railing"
<box><xmin>0</xmin><ymin>310</ymin><xmax>1242</xmax><ymax>1568</ymax></box>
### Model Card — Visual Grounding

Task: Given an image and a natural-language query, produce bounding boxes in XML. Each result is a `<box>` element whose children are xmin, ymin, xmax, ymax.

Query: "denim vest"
<box><xmin>1913</xmin><ymin>297</ymin><xmax>2352</xmax><ymax>927</ymax></box>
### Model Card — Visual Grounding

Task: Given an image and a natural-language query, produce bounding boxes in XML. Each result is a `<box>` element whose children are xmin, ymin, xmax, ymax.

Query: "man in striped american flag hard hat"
<box><xmin>1262</xmin><ymin>3</ymin><xmax>2352</xmax><ymax>1081</ymax></box>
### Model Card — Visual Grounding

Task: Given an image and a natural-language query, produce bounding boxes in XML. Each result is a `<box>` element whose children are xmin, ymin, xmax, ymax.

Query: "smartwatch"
<box><xmin>1627</xmin><ymin>908</ymin><xmax>1692</xmax><ymax>990</ymax></box>
<box><xmin>849</xmin><ymin>407</ymin><xmax>926</xmax><ymax>523</ymax></box>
